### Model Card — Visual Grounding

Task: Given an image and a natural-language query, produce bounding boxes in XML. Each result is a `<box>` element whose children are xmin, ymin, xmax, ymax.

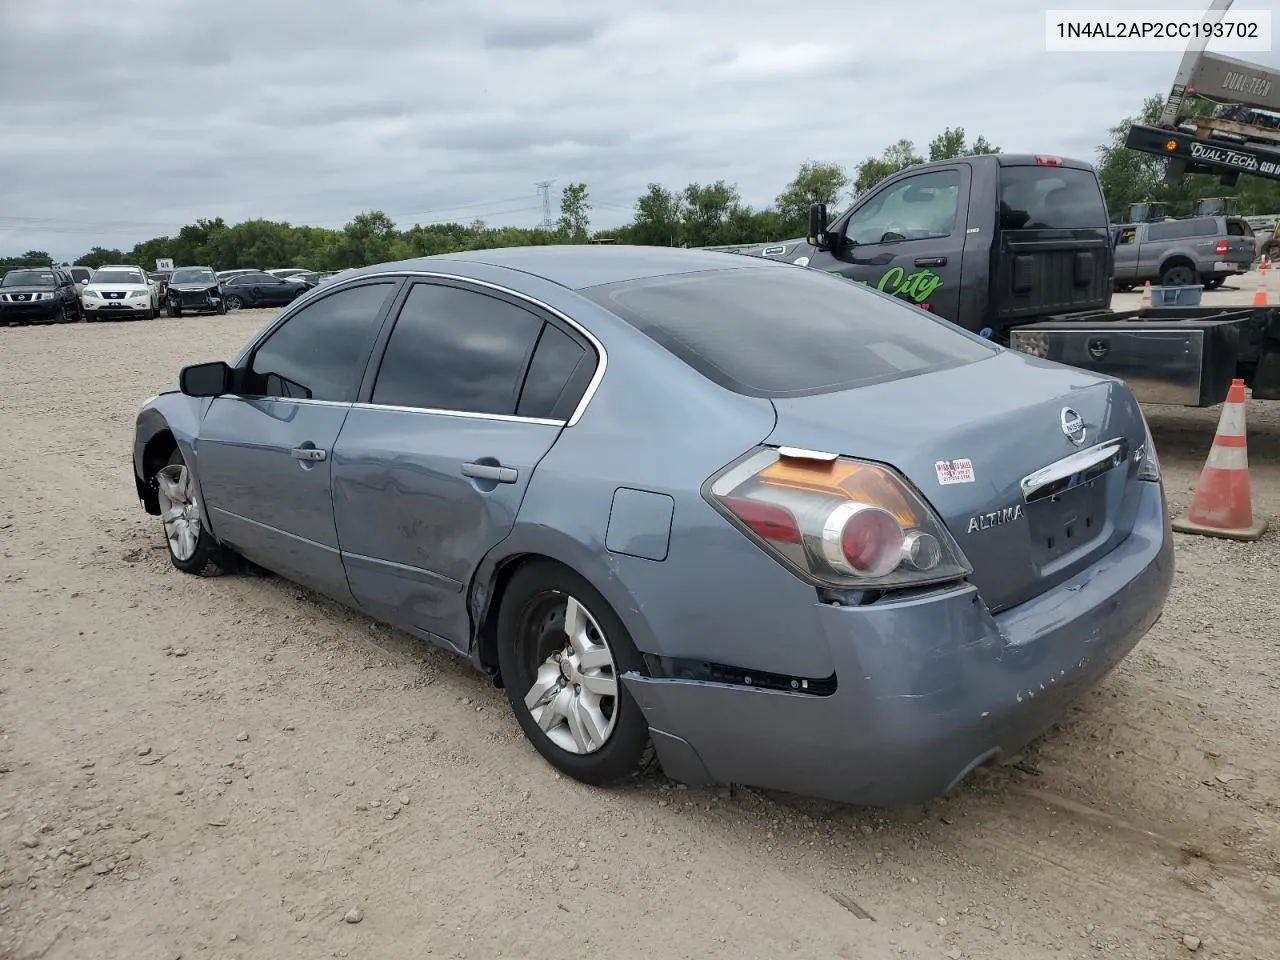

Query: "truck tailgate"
<box><xmin>1007</xmin><ymin>309</ymin><xmax>1261</xmax><ymax>406</ymax></box>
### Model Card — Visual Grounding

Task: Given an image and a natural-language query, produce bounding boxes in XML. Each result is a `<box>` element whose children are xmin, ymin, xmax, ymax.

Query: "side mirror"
<box><xmin>179</xmin><ymin>361</ymin><xmax>232</xmax><ymax>397</ymax></box>
<box><xmin>807</xmin><ymin>202</ymin><xmax>831</xmax><ymax>250</ymax></box>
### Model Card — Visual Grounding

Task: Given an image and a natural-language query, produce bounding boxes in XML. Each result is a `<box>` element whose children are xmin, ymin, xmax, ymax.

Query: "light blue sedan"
<box><xmin>132</xmin><ymin>245</ymin><xmax>1174</xmax><ymax>805</ymax></box>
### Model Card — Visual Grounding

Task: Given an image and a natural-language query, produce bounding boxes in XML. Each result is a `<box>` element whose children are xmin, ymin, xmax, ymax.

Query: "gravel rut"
<box><xmin>0</xmin><ymin>311</ymin><xmax>1278</xmax><ymax>960</ymax></box>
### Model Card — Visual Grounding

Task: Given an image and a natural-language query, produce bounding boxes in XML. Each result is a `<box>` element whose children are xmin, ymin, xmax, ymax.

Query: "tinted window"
<box><xmin>371</xmin><ymin>283</ymin><xmax>542</xmax><ymax>414</ymax></box>
<box><xmin>582</xmin><ymin>267</ymin><xmax>996</xmax><ymax>398</ymax></box>
<box><xmin>1146</xmin><ymin>218</ymin><xmax>1217</xmax><ymax>241</ymax></box>
<box><xmin>246</xmin><ymin>282</ymin><xmax>395</xmax><ymax>402</ymax></box>
<box><xmin>845</xmin><ymin>169</ymin><xmax>960</xmax><ymax>245</ymax></box>
<box><xmin>516</xmin><ymin>323</ymin><xmax>591</xmax><ymax>419</ymax></box>
<box><xmin>999</xmin><ymin>166</ymin><xmax>1108</xmax><ymax>230</ymax></box>
<box><xmin>1227</xmin><ymin>218</ymin><xmax>1253</xmax><ymax>237</ymax></box>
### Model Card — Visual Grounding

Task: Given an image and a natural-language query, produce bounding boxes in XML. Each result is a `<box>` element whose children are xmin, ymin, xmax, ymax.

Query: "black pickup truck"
<box><xmin>737</xmin><ymin>153</ymin><xmax>1279</xmax><ymax>407</ymax></box>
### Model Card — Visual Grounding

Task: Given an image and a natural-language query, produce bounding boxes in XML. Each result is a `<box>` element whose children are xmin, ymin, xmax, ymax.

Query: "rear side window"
<box><xmin>1146</xmin><ymin>218</ymin><xmax>1217</xmax><ymax>241</ymax></box>
<box><xmin>999</xmin><ymin>166</ymin><xmax>1108</xmax><ymax>230</ymax></box>
<box><xmin>581</xmin><ymin>267</ymin><xmax>997</xmax><ymax>399</ymax></box>
<box><xmin>516</xmin><ymin>323</ymin><xmax>595</xmax><ymax>420</ymax></box>
<box><xmin>371</xmin><ymin>282</ymin><xmax>543</xmax><ymax>415</ymax></box>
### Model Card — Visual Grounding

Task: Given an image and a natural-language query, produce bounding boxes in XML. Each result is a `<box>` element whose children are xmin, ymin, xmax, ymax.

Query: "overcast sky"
<box><xmin>2</xmin><ymin>0</ymin><xmax>1278</xmax><ymax>261</ymax></box>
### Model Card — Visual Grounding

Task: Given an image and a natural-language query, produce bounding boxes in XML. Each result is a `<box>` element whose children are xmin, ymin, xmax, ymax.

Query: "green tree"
<box><xmin>853</xmin><ymin>138</ymin><xmax>923</xmax><ymax>194</ymax></box>
<box><xmin>558</xmin><ymin>183</ymin><xmax>591</xmax><ymax>241</ymax></box>
<box><xmin>775</xmin><ymin>161</ymin><xmax>850</xmax><ymax>233</ymax></box>
<box><xmin>630</xmin><ymin>183</ymin><xmax>681</xmax><ymax>246</ymax></box>
<box><xmin>73</xmin><ymin>247</ymin><xmax>124</xmax><ymax>268</ymax></box>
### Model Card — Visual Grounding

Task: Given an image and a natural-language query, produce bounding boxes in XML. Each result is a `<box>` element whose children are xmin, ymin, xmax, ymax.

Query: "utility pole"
<box><xmin>535</xmin><ymin>180</ymin><xmax>557</xmax><ymax>229</ymax></box>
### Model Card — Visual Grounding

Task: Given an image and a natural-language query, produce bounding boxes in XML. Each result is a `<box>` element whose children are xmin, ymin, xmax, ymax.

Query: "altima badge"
<box><xmin>1060</xmin><ymin>407</ymin><xmax>1086</xmax><ymax>446</ymax></box>
<box><xmin>967</xmin><ymin>504</ymin><xmax>1025</xmax><ymax>533</ymax></box>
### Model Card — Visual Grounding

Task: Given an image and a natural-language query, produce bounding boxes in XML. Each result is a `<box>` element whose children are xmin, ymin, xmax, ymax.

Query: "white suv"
<box><xmin>82</xmin><ymin>264</ymin><xmax>160</xmax><ymax>321</ymax></box>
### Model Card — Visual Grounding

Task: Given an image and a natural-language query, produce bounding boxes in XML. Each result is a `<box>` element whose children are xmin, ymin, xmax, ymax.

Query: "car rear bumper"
<box><xmin>623</xmin><ymin>480</ymin><xmax>1174</xmax><ymax>807</ymax></box>
<box><xmin>1210</xmin><ymin>261</ymin><xmax>1250</xmax><ymax>273</ymax></box>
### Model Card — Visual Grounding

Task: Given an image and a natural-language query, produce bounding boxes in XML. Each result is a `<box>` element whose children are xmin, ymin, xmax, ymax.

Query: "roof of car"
<box><xmin>340</xmin><ymin>244</ymin><xmax>788</xmax><ymax>291</ymax></box>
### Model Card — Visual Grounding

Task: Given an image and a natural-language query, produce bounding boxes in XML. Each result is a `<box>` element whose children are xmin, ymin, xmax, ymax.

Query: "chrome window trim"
<box><xmin>349</xmin><ymin>402</ymin><xmax>564</xmax><ymax>427</ymax></box>
<box><xmin>247</xmin><ymin>269</ymin><xmax>608</xmax><ymax>427</ymax></box>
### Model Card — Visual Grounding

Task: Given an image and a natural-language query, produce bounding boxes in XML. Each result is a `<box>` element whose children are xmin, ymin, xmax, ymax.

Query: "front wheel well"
<box><xmin>138</xmin><ymin>429</ymin><xmax>178</xmax><ymax>513</ymax></box>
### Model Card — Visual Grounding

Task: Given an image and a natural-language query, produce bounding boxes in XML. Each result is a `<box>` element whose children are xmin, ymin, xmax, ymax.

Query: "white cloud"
<box><xmin>1</xmin><ymin>0</ymin><xmax>1277</xmax><ymax>260</ymax></box>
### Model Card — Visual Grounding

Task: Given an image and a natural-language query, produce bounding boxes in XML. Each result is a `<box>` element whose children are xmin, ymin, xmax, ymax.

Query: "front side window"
<box><xmin>371</xmin><ymin>282</ymin><xmax>543</xmax><ymax>415</ymax></box>
<box><xmin>844</xmin><ymin>169</ymin><xmax>961</xmax><ymax>245</ymax></box>
<box><xmin>245</xmin><ymin>282</ymin><xmax>396</xmax><ymax>402</ymax></box>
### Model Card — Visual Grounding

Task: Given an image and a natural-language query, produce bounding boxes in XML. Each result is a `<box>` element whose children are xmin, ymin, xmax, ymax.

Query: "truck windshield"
<box><xmin>999</xmin><ymin>166</ymin><xmax>1109</xmax><ymax>230</ymax></box>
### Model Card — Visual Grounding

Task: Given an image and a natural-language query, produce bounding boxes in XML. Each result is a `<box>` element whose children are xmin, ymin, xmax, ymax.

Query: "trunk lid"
<box><xmin>764</xmin><ymin>349</ymin><xmax>1149</xmax><ymax>612</ymax></box>
<box><xmin>993</xmin><ymin>161</ymin><xmax>1114</xmax><ymax>327</ymax></box>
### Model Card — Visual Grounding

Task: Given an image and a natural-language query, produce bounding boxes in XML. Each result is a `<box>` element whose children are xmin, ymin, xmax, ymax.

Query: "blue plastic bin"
<box><xmin>1149</xmin><ymin>284</ymin><xmax>1203</xmax><ymax>307</ymax></box>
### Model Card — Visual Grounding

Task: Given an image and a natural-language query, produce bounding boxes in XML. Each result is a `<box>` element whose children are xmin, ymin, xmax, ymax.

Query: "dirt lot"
<box><xmin>1</xmin><ymin>306</ymin><xmax>1278</xmax><ymax>960</ymax></box>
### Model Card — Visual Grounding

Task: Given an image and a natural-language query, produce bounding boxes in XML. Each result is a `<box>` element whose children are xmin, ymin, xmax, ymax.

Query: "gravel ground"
<box><xmin>0</xmin><ymin>306</ymin><xmax>1278</xmax><ymax>960</ymax></box>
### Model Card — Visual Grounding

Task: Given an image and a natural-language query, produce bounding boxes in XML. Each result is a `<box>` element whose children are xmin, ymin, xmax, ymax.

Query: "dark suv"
<box><xmin>0</xmin><ymin>266</ymin><xmax>83</xmax><ymax>325</ymax></box>
<box><xmin>164</xmin><ymin>266</ymin><xmax>226</xmax><ymax>317</ymax></box>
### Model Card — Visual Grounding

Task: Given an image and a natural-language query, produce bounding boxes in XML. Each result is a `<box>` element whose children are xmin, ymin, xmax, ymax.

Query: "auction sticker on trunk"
<box><xmin>935</xmin><ymin>459</ymin><xmax>975</xmax><ymax>485</ymax></box>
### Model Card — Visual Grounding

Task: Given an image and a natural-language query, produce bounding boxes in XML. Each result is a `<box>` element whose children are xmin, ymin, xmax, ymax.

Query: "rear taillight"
<box><xmin>704</xmin><ymin>447</ymin><xmax>972</xmax><ymax>590</ymax></box>
<box><xmin>1215</xmin><ymin>240</ymin><xmax>1229</xmax><ymax>256</ymax></box>
<box><xmin>1034</xmin><ymin>155</ymin><xmax>1063</xmax><ymax>166</ymax></box>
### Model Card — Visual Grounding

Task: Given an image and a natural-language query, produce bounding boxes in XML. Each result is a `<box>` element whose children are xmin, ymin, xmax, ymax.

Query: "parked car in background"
<box><xmin>217</xmin><ymin>269</ymin><xmax>260</xmax><ymax>283</ymax></box>
<box><xmin>219</xmin><ymin>271</ymin><xmax>310</xmax><ymax>310</ymax></box>
<box><xmin>164</xmin><ymin>266</ymin><xmax>226</xmax><ymax>317</ymax></box>
<box><xmin>82</xmin><ymin>265</ymin><xmax>160</xmax><ymax>321</ymax></box>
<box><xmin>130</xmin><ymin>246</ymin><xmax>1173</xmax><ymax>807</ymax></box>
<box><xmin>1113</xmin><ymin>215</ymin><xmax>1257</xmax><ymax>290</ymax></box>
<box><xmin>149</xmin><ymin>270</ymin><xmax>173</xmax><ymax>300</ymax></box>
<box><xmin>0</xmin><ymin>266</ymin><xmax>83</xmax><ymax>325</ymax></box>
<box><xmin>67</xmin><ymin>266</ymin><xmax>94</xmax><ymax>287</ymax></box>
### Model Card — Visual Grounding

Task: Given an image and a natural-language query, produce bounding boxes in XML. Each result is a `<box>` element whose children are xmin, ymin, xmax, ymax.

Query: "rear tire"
<box><xmin>496</xmin><ymin>560</ymin><xmax>651</xmax><ymax>786</ymax></box>
<box><xmin>155</xmin><ymin>448</ymin><xmax>233</xmax><ymax>577</ymax></box>
<box><xmin>1159</xmin><ymin>263</ymin><xmax>1196</xmax><ymax>287</ymax></box>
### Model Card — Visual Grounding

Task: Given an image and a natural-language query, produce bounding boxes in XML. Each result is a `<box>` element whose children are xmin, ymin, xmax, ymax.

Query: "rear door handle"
<box><xmin>462</xmin><ymin>461</ymin><xmax>517</xmax><ymax>483</ymax></box>
<box><xmin>291</xmin><ymin>447</ymin><xmax>327</xmax><ymax>462</ymax></box>
<box><xmin>914</xmin><ymin>256</ymin><xmax>947</xmax><ymax>267</ymax></box>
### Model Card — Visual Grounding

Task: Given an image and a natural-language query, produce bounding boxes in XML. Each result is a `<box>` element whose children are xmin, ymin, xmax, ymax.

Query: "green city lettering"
<box><xmin>873</xmin><ymin>266</ymin><xmax>943</xmax><ymax>303</ymax></box>
<box><xmin>828</xmin><ymin>266</ymin><xmax>945</xmax><ymax>306</ymax></box>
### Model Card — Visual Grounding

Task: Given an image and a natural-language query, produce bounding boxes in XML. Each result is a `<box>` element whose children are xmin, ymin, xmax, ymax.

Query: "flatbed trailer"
<box><xmin>1009</xmin><ymin>305</ymin><xmax>1280</xmax><ymax>406</ymax></box>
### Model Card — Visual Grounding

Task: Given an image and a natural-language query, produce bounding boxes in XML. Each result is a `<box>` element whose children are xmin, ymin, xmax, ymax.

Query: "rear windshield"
<box><xmin>580</xmin><ymin>267</ymin><xmax>997</xmax><ymax>398</ymax></box>
<box><xmin>999</xmin><ymin>166</ymin><xmax>1109</xmax><ymax>230</ymax></box>
<box><xmin>1227</xmin><ymin>218</ymin><xmax>1254</xmax><ymax>237</ymax></box>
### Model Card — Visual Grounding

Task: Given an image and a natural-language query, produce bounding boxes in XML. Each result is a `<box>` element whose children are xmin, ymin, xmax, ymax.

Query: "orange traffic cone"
<box><xmin>1171</xmin><ymin>378</ymin><xmax>1268</xmax><ymax>541</ymax></box>
<box><xmin>1140</xmin><ymin>280</ymin><xmax>1152</xmax><ymax>309</ymax></box>
<box><xmin>1253</xmin><ymin>278</ymin><xmax>1269</xmax><ymax>306</ymax></box>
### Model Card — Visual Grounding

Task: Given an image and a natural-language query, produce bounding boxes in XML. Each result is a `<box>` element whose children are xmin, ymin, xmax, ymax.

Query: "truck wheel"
<box><xmin>1159</xmin><ymin>263</ymin><xmax>1196</xmax><ymax>287</ymax></box>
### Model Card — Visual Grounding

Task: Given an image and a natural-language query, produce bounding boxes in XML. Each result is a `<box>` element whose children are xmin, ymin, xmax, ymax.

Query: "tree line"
<box><xmin>6</xmin><ymin>99</ymin><xmax>1280</xmax><ymax>274</ymax></box>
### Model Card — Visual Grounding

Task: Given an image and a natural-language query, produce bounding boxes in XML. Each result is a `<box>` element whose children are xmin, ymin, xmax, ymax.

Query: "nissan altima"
<box><xmin>131</xmin><ymin>246</ymin><xmax>1174</xmax><ymax>806</ymax></box>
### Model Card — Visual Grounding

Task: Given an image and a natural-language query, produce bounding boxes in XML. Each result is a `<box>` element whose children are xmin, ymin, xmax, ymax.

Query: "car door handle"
<box><xmin>291</xmin><ymin>447</ymin><xmax>327</xmax><ymax>462</ymax></box>
<box><xmin>462</xmin><ymin>461</ymin><xmax>517</xmax><ymax>483</ymax></box>
<box><xmin>914</xmin><ymin>256</ymin><xmax>947</xmax><ymax>267</ymax></box>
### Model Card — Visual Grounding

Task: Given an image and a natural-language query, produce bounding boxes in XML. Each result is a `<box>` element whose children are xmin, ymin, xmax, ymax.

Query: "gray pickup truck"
<box><xmin>1112</xmin><ymin>215</ymin><xmax>1256</xmax><ymax>291</ymax></box>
